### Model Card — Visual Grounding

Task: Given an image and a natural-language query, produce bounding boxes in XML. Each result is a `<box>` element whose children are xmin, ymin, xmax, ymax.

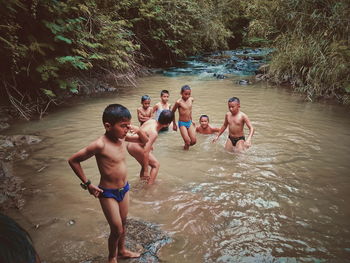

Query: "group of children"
<box><xmin>68</xmin><ymin>85</ymin><xmax>254</xmax><ymax>263</ymax></box>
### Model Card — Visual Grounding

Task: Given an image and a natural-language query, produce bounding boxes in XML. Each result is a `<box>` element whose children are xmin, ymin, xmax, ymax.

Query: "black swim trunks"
<box><xmin>228</xmin><ymin>135</ymin><xmax>245</xmax><ymax>146</ymax></box>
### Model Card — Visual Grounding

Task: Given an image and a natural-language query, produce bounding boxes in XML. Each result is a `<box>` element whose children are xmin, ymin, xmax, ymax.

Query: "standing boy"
<box><xmin>172</xmin><ymin>85</ymin><xmax>196</xmax><ymax>150</ymax></box>
<box><xmin>137</xmin><ymin>95</ymin><xmax>152</xmax><ymax>126</ymax></box>
<box><xmin>68</xmin><ymin>104</ymin><xmax>148</xmax><ymax>263</ymax></box>
<box><xmin>127</xmin><ymin>110</ymin><xmax>173</xmax><ymax>184</ymax></box>
<box><xmin>153</xmin><ymin>90</ymin><xmax>172</xmax><ymax>132</ymax></box>
<box><xmin>196</xmin><ymin>114</ymin><xmax>220</xmax><ymax>134</ymax></box>
<box><xmin>213</xmin><ymin>97</ymin><xmax>254</xmax><ymax>152</ymax></box>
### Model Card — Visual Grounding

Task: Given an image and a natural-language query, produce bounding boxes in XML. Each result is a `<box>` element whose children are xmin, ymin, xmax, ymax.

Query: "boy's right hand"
<box><xmin>88</xmin><ymin>184</ymin><xmax>103</xmax><ymax>198</ymax></box>
<box><xmin>129</xmin><ymin>125</ymin><xmax>140</xmax><ymax>134</ymax></box>
<box><xmin>173</xmin><ymin>124</ymin><xmax>177</xmax><ymax>131</ymax></box>
<box><xmin>212</xmin><ymin>136</ymin><xmax>219</xmax><ymax>143</ymax></box>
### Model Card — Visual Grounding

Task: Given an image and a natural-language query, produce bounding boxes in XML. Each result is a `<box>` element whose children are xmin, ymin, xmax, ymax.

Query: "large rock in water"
<box><xmin>125</xmin><ymin>218</ymin><xmax>172</xmax><ymax>263</ymax></box>
<box><xmin>82</xmin><ymin>218</ymin><xmax>172</xmax><ymax>263</ymax></box>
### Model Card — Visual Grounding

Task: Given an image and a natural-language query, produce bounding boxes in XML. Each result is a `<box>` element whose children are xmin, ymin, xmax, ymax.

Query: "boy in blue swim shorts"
<box><xmin>68</xmin><ymin>104</ymin><xmax>148</xmax><ymax>263</ymax></box>
<box><xmin>172</xmin><ymin>85</ymin><xmax>196</xmax><ymax>150</ymax></box>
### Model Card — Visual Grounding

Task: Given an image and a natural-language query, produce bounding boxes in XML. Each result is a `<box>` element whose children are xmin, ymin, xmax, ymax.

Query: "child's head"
<box><xmin>158</xmin><ymin>110</ymin><xmax>174</xmax><ymax>126</ymax></box>
<box><xmin>0</xmin><ymin>213</ymin><xmax>39</xmax><ymax>263</ymax></box>
<box><xmin>141</xmin><ymin>95</ymin><xmax>151</xmax><ymax>109</ymax></box>
<box><xmin>228</xmin><ymin>97</ymin><xmax>240</xmax><ymax>115</ymax></box>
<box><xmin>180</xmin><ymin>85</ymin><xmax>191</xmax><ymax>100</ymax></box>
<box><xmin>102</xmin><ymin>104</ymin><xmax>131</xmax><ymax>138</ymax></box>
<box><xmin>160</xmin><ymin>90</ymin><xmax>169</xmax><ymax>103</ymax></box>
<box><xmin>199</xmin><ymin>114</ymin><xmax>209</xmax><ymax>128</ymax></box>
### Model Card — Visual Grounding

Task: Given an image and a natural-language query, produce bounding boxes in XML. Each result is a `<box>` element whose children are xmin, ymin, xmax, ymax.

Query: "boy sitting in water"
<box><xmin>213</xmin><ymin>97</ymin><xmax>254</xmax><ymax>152</ymax></box>
<box><xmin>127</xmin><ymin>110</ymin><xmax>173</xmax><ymax>184</ymax></box>
<box><xmin>153</xmin><ymin>90</ymin><xmax>171</xmax><ymax>131</ymax></box>
<box><xmin>137</xmin><ymin>95</ymin><xmax>153</xmax><ymax>126</ymax></box>
<box><xmin>196</xmin><ymin>114</ymin><xmax>220</xmax><ymax>134</ymax></box>
<box><xmin>172</xmin><ymin>85</ymin><xmax>196</xmax><ymax>150</ymax></box>
<box><xmin>68</xmin><ymin>104</ymin><xmax>148</xmax><ymax>263</ymax></box>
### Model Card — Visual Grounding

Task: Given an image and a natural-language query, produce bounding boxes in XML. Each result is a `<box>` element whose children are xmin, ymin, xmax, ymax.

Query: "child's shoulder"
<box><xmin>89</xmin><ymin>135</ymin><xmax>106</xmax><ymax>151</ymax></box>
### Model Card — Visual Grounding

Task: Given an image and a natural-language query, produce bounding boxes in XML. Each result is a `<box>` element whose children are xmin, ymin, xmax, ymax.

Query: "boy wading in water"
<box><xmin>68</xmin><ymin>104</ymin><xmax>148</xmax><ymax>263</ymax></box>
<box><xmin>137</xmin><ymin>95</ymin><xmax>152</xmax><ymax>126</ymax></box>
<box><xmin>172</xmin><ymin>85</ymin><xmax>196</xmax><ymax>150</ymax></box>
<box><xmin>213</xmin><ymin>97</ymin><xmax>254</xmax><ymax>152</ymax></box>
<box><xmin>153</xmin><ymin>89</ymin><xmax>171</xmax><ymax>131</ymax></box>
<box><xmin>196</xmin><ymin>114</ymin><xmax>220</xmax><ymax>134</ymax></box>
<box><xmin>127</xmin><ymin>110</ymin><xmax>173</xmax><ymax>184</ymax></box>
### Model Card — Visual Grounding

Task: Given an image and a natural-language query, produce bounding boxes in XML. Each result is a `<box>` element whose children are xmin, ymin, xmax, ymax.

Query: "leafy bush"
<box><xmin>246</xmin><ymin>0</ymin><xmax>350</xmax><ymax>103</ymax></box>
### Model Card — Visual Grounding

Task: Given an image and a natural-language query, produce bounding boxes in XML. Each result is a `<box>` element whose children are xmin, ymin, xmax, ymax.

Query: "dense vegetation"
<box><xmin>246</xmin><ymin>0</ymin><xmax>350</xmax><ymax>104</ymax></box>
<box><xmin>0</xmin><ymin>0</ymin><xmax>349</xmax><ymax>119</ymax></box>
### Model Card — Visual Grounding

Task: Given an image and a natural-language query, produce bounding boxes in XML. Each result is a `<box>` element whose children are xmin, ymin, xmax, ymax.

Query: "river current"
<box><xmin>3</xmin><ymin>59</ymin><xmax>350</xmax><ymax>262</ymax></box>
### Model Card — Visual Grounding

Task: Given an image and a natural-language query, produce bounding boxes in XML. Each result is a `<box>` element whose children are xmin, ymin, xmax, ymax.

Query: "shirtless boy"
<box><xmin>68</xmin><ymin>104</ymin><xmax>148</xmax><ymax>263</ymax></box>
<box><xmin>137</xmin><ymin>95</ymin><xmax>152</xmax><ymax>126</ymax></box>
<box><xmin>153</xmin><ymin>90</ymin><xmax>171</xmax><ymax>120</ymax></box>
<box><xmin>196</xmin><ymin>115</ymin><xmax>220</xmax><ymax>134</ymax></box>
<box><xmin>153</xmin><ymin>90</ymin><xmax>171</xmax><ymax>132</ymax></box>
<box><xmin>172</xmin><ymin>85</ymin><xmax>196</xmax><ymax>150</ymax></box>
<box><xmin>127</xmin><ymin>110</ymin><xmax>173</xmax><ymax>184</ymax></box>
<box><xmin>213</xmin><ymin>97</ymin><xmax>254</xmax><ymax>152</ymax></box>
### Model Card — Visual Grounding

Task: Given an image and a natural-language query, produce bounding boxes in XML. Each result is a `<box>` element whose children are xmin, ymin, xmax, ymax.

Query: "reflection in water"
<box><xmin>4</xmin><ymin>75</ymin><xmax>350</xmax><ymax>262</ymax></box>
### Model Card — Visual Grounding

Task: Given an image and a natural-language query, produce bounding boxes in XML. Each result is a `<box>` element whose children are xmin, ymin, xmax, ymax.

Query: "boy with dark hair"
<box><xmin>137</xmin><ymin>95</ymin><xmax>152</xmax><ymax>126</ymax></box>
<box><xmin>127</xmin><ymin>110</ymin><xmax>174</xmax><ymax>184</ymax></box>
<box><xmin>196</xmin><ymin>115</ymin><xmax>220</xmax><ymax>134</ymax></box>
<box><xmin>153</xmin><ymin>90</ymin><xmax>172</xmax><ymax>132</ymax></box>
<box><xmin>172</xmin><ymin>85</ymin><xmax>196</xmax><ymax>150</ymax></box>
<box><xmin>213</xmin><ymin>97</ymin><xmax>254</xmax><ymax>152</ymax></box>
<box><xmin>68</xmin><ymin>104</ymin><xmax>148</xmax><ymax>263</ymax></box>
<box><xmin>0</xmin><ymin>213</ymin><xmax>40</xmax><ymax>263</ymax></box>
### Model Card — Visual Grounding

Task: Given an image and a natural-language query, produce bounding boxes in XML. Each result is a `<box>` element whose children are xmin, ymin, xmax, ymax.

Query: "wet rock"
<box><xmin>0</xmin><ymin>134</ymin><xmax>42</xmax><ymax>210</ymax></box>
<box><xmin>0</xmin><ymin>138</ymin><xmax>14</xmax><ymax>148</ymax></box>
<box><xmin>0</xmin><ymin>161</ymin><xmax>24</xmax><ymax>210</ymax></box>
<box><xmin>10</xmin><ymin>135</ymin><xmax>42</xmax><ymax>146</ymax></box>
<box><xmin>67</xmin><ymin>219</ymin><xmax>76</xmax><ymax>226</ymax></box>
<box><xmin>237</xmin><ymin>79</ymin><xmax>250</xmax><ymax>85</ymax></box>
<box><xmin>0</xmin><ymin>122</ymin><xmax>10</xmax><ymax>131</ymax></box>
<box><xmin>213</xmin><ymin>73</ymin><xmax>228</xmax><ymax>79</ymax></box>
<box><xmin>125</xmin><ymin>218</ymin><xmax>172</xmax><ymax>263</ymax></box>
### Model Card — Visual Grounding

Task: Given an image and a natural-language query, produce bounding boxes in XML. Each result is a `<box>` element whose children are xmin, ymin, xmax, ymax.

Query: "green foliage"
<box><xmin>246</xmin><ymin>0</ymin><xmax>350</xmax><ymax>102</ymax></box>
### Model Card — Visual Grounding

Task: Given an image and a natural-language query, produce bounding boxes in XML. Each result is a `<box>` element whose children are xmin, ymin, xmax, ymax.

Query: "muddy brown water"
<box><xmin>3</xmin><ymin>75</ymin><xmax>350</xmax><ymax>263</ymax></box>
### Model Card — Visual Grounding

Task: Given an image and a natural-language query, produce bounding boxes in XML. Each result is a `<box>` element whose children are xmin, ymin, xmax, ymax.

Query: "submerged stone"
<box><xmin>125</xmin><ymin>218</ymin><xmax>172</xmax><ymax>263</ymax></box>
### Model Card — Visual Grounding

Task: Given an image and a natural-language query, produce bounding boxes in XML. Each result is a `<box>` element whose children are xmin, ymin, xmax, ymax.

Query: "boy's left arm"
<box><xmin>171</xmin><ymin>101</ymin><xmax>179</xmax><ymax>131</ymax></box>
<box><xmin>244</xmin><ymin>115</ymin><xmax>255</xmax><ymax>147</ymax></box>
<box><xmin>125</xmin><ymin>125</ymin><xmax>149</xmax><ymax>145</ymax></box>
<box><xmin>141</xmin><ymin>132</ymin><xmax>158</xmax><ymax>179</ymax></box>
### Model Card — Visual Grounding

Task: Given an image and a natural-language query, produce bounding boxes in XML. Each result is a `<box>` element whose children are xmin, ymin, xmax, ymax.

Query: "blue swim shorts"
<box><xmin>99</xmin><ymin>182</ymin><xmax>130</xmax><ymax>202</ymax></box>
<box><xmin>178</xmin><ymin>120</ymin><xmax>192</xmax><ymax>129</ymax></box>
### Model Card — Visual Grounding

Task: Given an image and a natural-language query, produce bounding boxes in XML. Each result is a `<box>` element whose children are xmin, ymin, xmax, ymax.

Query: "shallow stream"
<box><xmin>4</xmin><ymin>54</ymin><xmax>350</xmax><ymax>262</ymax></box>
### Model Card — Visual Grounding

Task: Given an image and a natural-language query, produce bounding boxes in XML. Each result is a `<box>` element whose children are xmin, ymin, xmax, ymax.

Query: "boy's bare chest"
<box><xmin>101</xmin><ymin>142</ymin><xmax>126</xmax><ymax>162</ymax></box>
<box><xmin>228</xmin><ymin>115</ymin><xmax>243</xmax><ymax>126</ymax></box>
<box><xmin>141</xmin><ymin>108</ymin><xmax>152</xmax><ymax>116</ymax></box>
<box><xmin>179</xmin><ymin>100</ymin><xmax>192</xmax><ymax>110</ymax></box>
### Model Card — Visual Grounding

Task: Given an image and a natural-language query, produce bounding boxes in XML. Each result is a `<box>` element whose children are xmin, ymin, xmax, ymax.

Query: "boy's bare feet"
<box><xmin>118</xmin><ymin>249</ymin><xmax>141</xmax><ymax>259</ymax></box>
<box><xmin>108</xmin><ymin>257</ymin><xmax>118</xmax><ymax>263</ymax></box>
